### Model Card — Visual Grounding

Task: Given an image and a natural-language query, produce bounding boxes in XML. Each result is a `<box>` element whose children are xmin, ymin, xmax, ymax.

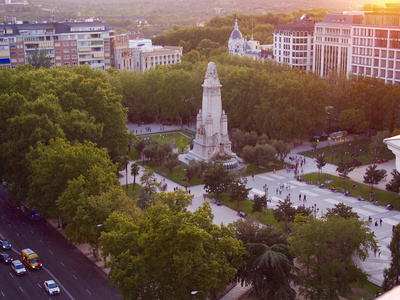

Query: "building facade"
<box><xmin>313</xmin><ymin>11</ymin><xmax>400</xmax><ymax>85</ymax></box>
<box><xmin>0</xmin><ymin>21</ymin><xmax>113</xmax><ymax>69</ymax></box>
<box><xmin>113</xmin><ymin>35</ymin><xmax>182</xmax><ymax>72</ymax></box>
<box><xmin>273</xmin><ymin>19</ymin><xmax>316</xmax><ymax>71</ymax></box>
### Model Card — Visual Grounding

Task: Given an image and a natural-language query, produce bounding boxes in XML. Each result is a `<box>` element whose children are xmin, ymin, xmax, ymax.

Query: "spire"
<box><xmin>234</xmin><ymin>14</ymin><xmax>238</xmax><ymax>30</ymax></box>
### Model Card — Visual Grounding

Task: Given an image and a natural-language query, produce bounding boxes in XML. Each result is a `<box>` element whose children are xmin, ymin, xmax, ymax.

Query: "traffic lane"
<box><xmin>0</xmin><ymin>265</ymin><xmax>70</xmax><ymax>300</ymax></box>
<box><xmin>0</xmin><ymin>199</ymin><xmax>122</xmax><ymax>300</ymax></box>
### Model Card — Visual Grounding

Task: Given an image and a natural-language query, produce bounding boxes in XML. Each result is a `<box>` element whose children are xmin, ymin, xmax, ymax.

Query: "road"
<box><xmin>0</xmin><ymin>192</ymin><xmax>122</xmax><ymax>300</ymax></box>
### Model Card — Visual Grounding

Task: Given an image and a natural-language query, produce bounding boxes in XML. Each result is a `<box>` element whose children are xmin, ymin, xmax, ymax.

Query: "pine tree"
<box><xmin>383</xmin><ymin>224</ymin><xmax>400</xmax><ymax>291</ymax></box>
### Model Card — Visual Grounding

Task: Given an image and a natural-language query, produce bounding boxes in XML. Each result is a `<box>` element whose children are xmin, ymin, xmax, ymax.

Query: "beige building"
<box><xmin>113</xmin><ymin>35</ymin><xmax>182</xmax><ymax>72</ymax></box>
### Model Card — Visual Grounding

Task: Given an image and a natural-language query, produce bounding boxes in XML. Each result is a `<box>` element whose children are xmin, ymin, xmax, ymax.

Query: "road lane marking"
<box><xmin>43</xmin><ymin>266</ymin><xmax>75</xmax><ymax>300</ymax></box>
<box><xmin>270</xmin><ymin>174</ymin><xmax>284</xmax><ymax>179</ymax></box>
<box><xmin>30</xmin><ymin>230</ymin><xmax>34</xmax><ymax>234</ymax></box>
<box><xmin>362</xmin><ymin>204</ymin><xmax>387</xmax><ymax>213</ymax></box>
<box><xmin>299</xmin><ymin>190</ymin><xmax>320</xmax><ymax>197</ymax></box>
<box><xmin>1</xmin><ymin>291</ymin><xmax>5</xmax><ymax>297</ymax></box>
<box><xmin>16</xmin><ymin>233</ymin><xmax>20</xmax><ymax>237</ymax></box>
<box><xmin>259</xmin><ymin>175</ymin><xmax>274</xmax><ymax>181</ymax></box>
<box><xmin>40</xmin><ymin>239</ymin><xmax>43</xmax><ymax>244</ymax></box>
<box><xmin>8</xmin><ymin>224</ymin><xmax>11</xmax><ymax>227</ymax></box>
<box><xmin>19</xmin><ymin>287</ymin><xmax>23</xmax><ymax>293</ymax></box>
<box><xmin>37</xmin><ymin>283</ymin><xmax>41</xmax><ymax>288</ymax></box>
<box><xmin>60</xmin><ymin>261</ymin><xmax>65</xmax><ymax>267</ymax></box>
<box><xmin>86</xmin><ymin>289</ymin><xmax>91</xmax><ymax>295</ymax></box>
<box><xmin>49</xmin><ymin>250</ymin><xmax>54</xmax><ymax>255</ymax></box>
<box><xmin>72</xmin><ymin>275</ymin><xmax>77</xmax><ymax>280</ymax></box>
<box><xmin>289</xmin><ymin>180</ymin><xmax>307</xmax><ymax>187</ymax></box>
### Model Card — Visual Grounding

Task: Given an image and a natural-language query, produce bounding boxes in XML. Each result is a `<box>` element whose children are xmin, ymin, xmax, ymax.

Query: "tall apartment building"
<box><xmin>313</xmin><ymin>14</ymin><xmax>362</xmax><ymax>77</ymax></box>
<box><xmin>0</xmin><ymin>21</ymin><xmax>113</xmax><ymax>69</ymax></box>
<box><xmin>313</xmin><ymin>10</ymin><xmax>400</xmax><ymax>85</ymax></box>
<box><xmin>273</xmin><ymin>18</ymin><xmax>316</xmax><ymax>71</ymax></box>
<box><xmin>113</xmin><ymin>35</ymin><xmax>182</xmax><ymax>72</ymax></box>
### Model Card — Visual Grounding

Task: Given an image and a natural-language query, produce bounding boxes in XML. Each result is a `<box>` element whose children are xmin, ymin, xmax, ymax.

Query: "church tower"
<box><xmin>228</xmin><ymin>17</ymin><xmax>245</xmax><ymax>57</ymax></box>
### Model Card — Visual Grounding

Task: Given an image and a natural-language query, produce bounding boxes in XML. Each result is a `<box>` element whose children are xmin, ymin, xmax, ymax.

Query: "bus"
<box><xmin>18</xmin><ymin>204</ymin><xmax>43</xmax><ymax>221</ymax></box>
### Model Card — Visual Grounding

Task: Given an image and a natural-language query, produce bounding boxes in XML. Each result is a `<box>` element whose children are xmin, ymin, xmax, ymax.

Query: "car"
<box><xmin>0</xmin><ymin>240</ymin><xmax>11</xmax><ymax>250</ymax></box>
<box><xmin>0</xmin><ymin>252</ymin><xmax>13</xmax><ymax>264</ymax></box>
<box><xmin>44</xmin><ymin>280</ymin><xmax>60</xmax><ymax>295</ymax></box>
<box><xmin>11</xmin><ymin>260</ymin><xmax>26</xmax><ymax>275</ymax></box>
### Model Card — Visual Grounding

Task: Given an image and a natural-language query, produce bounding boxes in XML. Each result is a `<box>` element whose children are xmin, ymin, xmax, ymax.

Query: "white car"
<box><xmin>11</xmin><ymin>260</ymin><xmax>26</xmax><ymax>275</ymax></box>
<box><xmin>44</xmin><ymin>280</ymin><xmax>60</xmax><ymax>295</ymax></box>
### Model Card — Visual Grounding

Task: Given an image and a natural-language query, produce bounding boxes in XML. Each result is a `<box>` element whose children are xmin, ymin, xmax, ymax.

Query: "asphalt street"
<box><xmin>0</xmin><ymin>192</ymin><xmax>122</xmax><ymax>300</ymax></box>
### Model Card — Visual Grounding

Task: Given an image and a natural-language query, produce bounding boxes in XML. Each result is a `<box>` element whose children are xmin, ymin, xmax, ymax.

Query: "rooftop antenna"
<box><xmin>251</xmin><ymin>16</ymin><xmax>254</xmax><ymax>40</ymax></box>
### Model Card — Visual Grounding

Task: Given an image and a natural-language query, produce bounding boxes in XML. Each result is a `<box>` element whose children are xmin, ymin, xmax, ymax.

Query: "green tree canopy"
<box><xmin>100</xmin><ymin>201</ymin><xmax>246</xmax><ymax>300</ymax></box>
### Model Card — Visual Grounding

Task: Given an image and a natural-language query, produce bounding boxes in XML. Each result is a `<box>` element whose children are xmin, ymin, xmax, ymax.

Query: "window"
<box><xmin>17</xmin><ymin>45</ymin><xmax>23</xmax><ymax>49</ymax></box>
<box><xmin>18</xmin><ymin>58</ymin><xmax>24</xmax><ymax>62</ymax></box>
<box><xmin>10</xmin><ymin>45</ymin><xmax>16</xmax><ymax>49</ymax></box>
<box><xmin>63</xmin><ymin>49</ymin><xmax>69</xmax><ymax>53</ymax></box>
<box><xmin>18</xmin><ymin>52</ymin><xmax>23</xmax><ymax>56</ymax></box>
<box><xmin>63</xmin><ymin>42</ymin><xmax>69</xmax><ymax>46</ymax></box>
<box><xmin>10</xmin><ymin>52</ymin><xmax>16</xmax><ymax>56</ymax></box>
<box><xmin>56</xmin><ymin>56</ymin><xmax>61</xmax><ymax>60</ymax></box>
<box><xmin>11</xmin><ymin>58</ymin><xmax>16</xmax><ymax>63</ymax></box>
<box><xmin>64</xmin><ymin>55</ymin><xmax>69</xmax><ymax>60</ymax></box>
<box><xmin>55</xmin><ymin>43</ymin><xmax>60</xmax><ymax>47</ymax></box>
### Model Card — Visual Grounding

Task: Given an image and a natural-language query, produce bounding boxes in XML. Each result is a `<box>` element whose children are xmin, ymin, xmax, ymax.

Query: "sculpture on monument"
<box><xmin>187</xmin><ymin>62</ymin><xmax>241</xmax><ymax>170</ymax></box>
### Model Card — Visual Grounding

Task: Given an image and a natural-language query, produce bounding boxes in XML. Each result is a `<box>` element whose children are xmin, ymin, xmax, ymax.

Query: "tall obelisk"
<box><xmin>188</xmin><ymin>62</ymin><xmax>235</xmax><ymax>161</ymax></box>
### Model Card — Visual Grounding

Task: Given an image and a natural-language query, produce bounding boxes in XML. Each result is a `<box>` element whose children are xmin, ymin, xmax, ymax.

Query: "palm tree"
<box><xmin>241</xmin><ymin>243</ymin><xmax>296</xmax><ymax>300</ymax></box>
<box><xmin>130</xmin><ymin>163</ymin><xmax>140</xmax><ymax>189</ymax></box>
<box><xmin>316</xmin><ymin>155</ymin><xmax>326</xmax><ymax>185</ymax></box>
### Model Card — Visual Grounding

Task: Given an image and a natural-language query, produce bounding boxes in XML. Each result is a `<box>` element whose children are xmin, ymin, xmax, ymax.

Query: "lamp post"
<box><xmin>263</xmin><ymin>184</ymin><xmax>268</xmax><ymax>208</ymax></box>
<box><xmin>191</xmin><ymin>290</ymin><xmax>208</xmax><ymax>299</ymax></box>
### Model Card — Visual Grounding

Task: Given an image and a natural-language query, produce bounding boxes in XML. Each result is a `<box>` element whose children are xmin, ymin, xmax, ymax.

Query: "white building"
<box><xmin>274</xmin><ymin>18</ymin><xmax>316</xmax><ymax>71</ymax></box>
<box><xmin>228</xmin><ymin>17</ymin><xmax>261</xmax><ymax>59</ymax></box>
<box><xmin>113</xmin><ymin>36</ymin><xmax>182</xmax><ymax>72</ymax></box>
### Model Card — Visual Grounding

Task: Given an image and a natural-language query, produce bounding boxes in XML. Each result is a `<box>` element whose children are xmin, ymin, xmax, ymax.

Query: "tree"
<box><xmin>336</xmin><ymin>161</ymin><xmax>355</xmax><ymax>192</ymax></box>
<box><xmin>241</xmin><ymin>243</ymin><xmax>296</xmax><ymax>300</ymax></box>
<box><xmin>26</xmin><ymin>48</ymin><xmax>52</xmax><ymax>68</ymax></box>
<box><xmin>386</xmin><ymin>169</ymin><xmax>400</xmax><ymax>193</ymax></box>
<box><xmin>184</xmin><ymin>160</ymin><xmax>201</xmax><ymax>182</ymax></box>
<box><xmin>325</xmin><ymin>202</ymin><xmax>359</xmax><ymax>219</ymax></box>
<box><xmin>363</xmin><ymin>164</ymin><xmax>386</xmax><ymax>200</ymax></box>
<box><xmin>202</xmin><ymin>163</ymin><xmax>232</xmax><ymax>196</ymax></box>
<box><xmin>130</xmin><ymin>163</ymin><xmax>140</xmax><ymax>188</ymax></box>
<box><xmin>290</xmin><ymin>216</ymin><xmax>376</xmax><ymax>299</ymax></box>
<box><xmin>370</xmin><ymin>131</ymin><xmax>393</xmax><ymax>161</ymax></box>
<box><xmin>100</xmin><ymin>201</ymin><xmax>246</xmax><ymax>300</ymax></box>
<box><xmin>272</xmin><ymin>140</ymin><xmax>292</xmax><ymax>162</ymax></box>
<box><xmin>310</xmin><ymin>141</ymin><xmax>318</xmax><ymax>151</ymax></box>
<box><xmin>252</xmin><ymin>195</ymin><xmax>266</xmax><ymax>213</ymax></box>
<box><xmin>316</xmin><ymin>155</ymin><xmax>326</xmax><ymax>185</ymax></box>
<box><xmin>163</xmin><ymin>153</ymin><xmax>180</xmax><ymax>173</ymax></box>
<box><xmin>273</xmin><ymin>197</ymin><xmax>312</xmax><ymax>230</ymax></box>
<box><xmin>139</xmin><ymin>166</ymin><xmax>160</xmax><ymax>202</ymax></box>
<box><xmin>383</xmin><ymin>224</ymin><xmax>400</xmax><ymax>291</ymax></box>
<box><xmin>337</xmin><ymin>108</ymin><xmax>365</xmax><ymax>133</ymax></box>
<box><xmin>27</xmin><ymin>138</ymin><xmax>117</xmax><ymax>218</ymax></box>
<box><xmin>242</xmin><ymin>144</ymin><xmax>276</xmax><ymax>168</ymax></box>
<box><xmin>228</xmin><ymin>178</ymin><xmax>251</xmax><ymax>207</ymax></box>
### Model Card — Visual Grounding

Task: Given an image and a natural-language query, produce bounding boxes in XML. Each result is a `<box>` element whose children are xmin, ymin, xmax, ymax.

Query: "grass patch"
<box><xmin>138</xmin><ymin>132</ymin><xmax>192</xmax><ymax>152</ymax></box>
<box><xmin>209</xmin><ymin>192</ymin><xmax>280</xmax><ymax>227</ymax></box>
<box><xmin>301</xmin><ymin>172</ymin><xmax>400</xmax><ymax>210</ymax></box>
<box><xmin>141</xmin><ymin>161</ymin><xmax>203</xmax><ymax>187</ymax></box>
<box><xmin>245</xmin><ymin>160</ymin><xmax>286</xmax><ymax>175</ymax></box>
<box><xmin>300</xmin><ymin>139</ymin><xmax>394</xmax><ymax>166</ymax></box>
<box><xmin>346</xmin><ymin>278</ymin><xmax>384</xmax><ymax>300</ymax></box>
<box><xmin>124</xmin><ymin>184</ymin><xmax>142</xmax><ymax>199</ymax></box>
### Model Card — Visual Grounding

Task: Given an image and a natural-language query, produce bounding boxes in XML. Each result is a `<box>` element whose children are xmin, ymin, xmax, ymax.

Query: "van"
<box><xmin>21</xmin><ymin>248</ymin><xmax>42</xmax><ymax>270</ymax></box>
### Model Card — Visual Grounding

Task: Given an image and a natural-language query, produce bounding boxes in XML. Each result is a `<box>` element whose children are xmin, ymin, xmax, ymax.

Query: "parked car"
<box><xmin>0</xmin><ymin>252</ymin><xmax>13</xmax><ymax>264</ymax></box>
<box><xmin>44</xmin><ymin>280</ymin><xmax>60</xmax><ymax>295</ymax></box>
<box><xmin>0</xmin><ymin>240</ymin><xmax>11</xmax><ymax>250</ymax></box>
<box><xmin>11</xmin><ymin>260</ymin><xmax>26</xmax><ymax>275</ymax></box>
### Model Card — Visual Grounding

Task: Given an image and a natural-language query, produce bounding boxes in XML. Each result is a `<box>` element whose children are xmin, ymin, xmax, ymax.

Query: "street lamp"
<box><xmin>191</xmin><ymin>290</ymin><xmax>208</xmax><ymax>299</ymax></box>
<box><xmin>263</xmin><ymin>184</ymin><xmax>268</xmax><ymax>208</ymax></box>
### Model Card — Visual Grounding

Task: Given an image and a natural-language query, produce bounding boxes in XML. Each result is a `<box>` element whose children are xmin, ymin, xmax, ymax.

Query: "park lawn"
<box><xmin>211</xmin><ymin>192</ymin><xmax>280</xmax><ymax>227</ymax></box>
<box><xmin>300</xmin><ymin>139</ymin><xmax>394</xmax><ymax>166</ymax></box>
<box><xmin>246</xmin><ymin>160</ymin><xmax>286</xmax><ymax>175</ymax></box>
<box><xmin>301</xmin><ymin>172</ymin><xmax>400</xmax><ymax>210</ymax></box>
<box><xmin>138</xmin><ymin>132</ymin><xmax>192</xmax><ymax>152</ymax></box>
<box><xmin>124</xmin><ymin>184</ymin><xmax>142</xmax><ymax>199</ymax></box>
<box><xmin>141</xmin><ymin>160</ymin><xmax>203</xmax><ymax>187</ymax></box>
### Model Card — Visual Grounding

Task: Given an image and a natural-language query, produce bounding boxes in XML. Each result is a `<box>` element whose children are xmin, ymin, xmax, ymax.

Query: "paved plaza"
<box><xmin>121</xmin><ymin>122</ymin><xmax>400</xmax><ymax>297</ymax></box>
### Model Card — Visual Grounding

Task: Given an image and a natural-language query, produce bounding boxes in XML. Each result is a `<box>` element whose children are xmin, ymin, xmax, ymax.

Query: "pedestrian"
<box><xmin>375</xmin><ymin>221</ymin><xmax>378</xmax><ymax>226</ymax></box>
<box><xmin>276</xmin><ymin>188</ymin><xmax>278</xmax><ymax>195</ymax></box>
<box><xmin>299</xmin><ymin>194</ymin><xmax>301</xmax><ymax>201</ymax></box>
<box><xmin>393</xmin><ymin>225</ymin><xmax>396</xmax><ymax>232</ymax></box>
<box><xmin>380</xmin><ymin>219</ymin><xmax>382</xmax><ymax>226</ymax></box>
<box><xmin>303</xmin><ymin>195</ymin><xmax>307</xmax><ymax>202</ymax></box>
<box><xmin>252</xmin><ymin>174</ymin><xmax>254</xmax><ymax>180</ymax></box>
<box><xmin>378</xmin><ymin>250</ymin><xmax>381</xmax><ymax>257</ymax></box>
<box><xmin>188</xmin><ymin>189</ymin><xmax>191</xmax><ymax>195</ymax></box>
<box><xmin>374</xmin><ymin>249</ymin><xmax>377</xmax><ymax>257</ymax></box>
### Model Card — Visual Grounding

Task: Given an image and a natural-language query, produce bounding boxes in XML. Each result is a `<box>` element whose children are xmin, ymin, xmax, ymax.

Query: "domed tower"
<box><xmin>228</xmin><ymin>16</ymin><xmax>245</xmax><ymax>57</ymax></box>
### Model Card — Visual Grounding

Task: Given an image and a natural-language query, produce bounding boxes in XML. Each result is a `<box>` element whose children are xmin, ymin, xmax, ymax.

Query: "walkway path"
<box><xmin>120</xmin><ymin>124</ymin><xmax>399</xmax><ymax>297</ymax></box>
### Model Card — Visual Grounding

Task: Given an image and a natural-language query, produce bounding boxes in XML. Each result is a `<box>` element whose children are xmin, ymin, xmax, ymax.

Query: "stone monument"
<box><xmin>187</xmin><ymin>62</ymin><xmax>240</xmax><ymax>170</ymax></box>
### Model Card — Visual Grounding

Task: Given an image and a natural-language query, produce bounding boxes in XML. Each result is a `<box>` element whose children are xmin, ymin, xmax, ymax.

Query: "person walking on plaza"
<box><xmin>299</xmin><ymin>194</ymin><xmax>301</xmax><ymax>201</ymax></box>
